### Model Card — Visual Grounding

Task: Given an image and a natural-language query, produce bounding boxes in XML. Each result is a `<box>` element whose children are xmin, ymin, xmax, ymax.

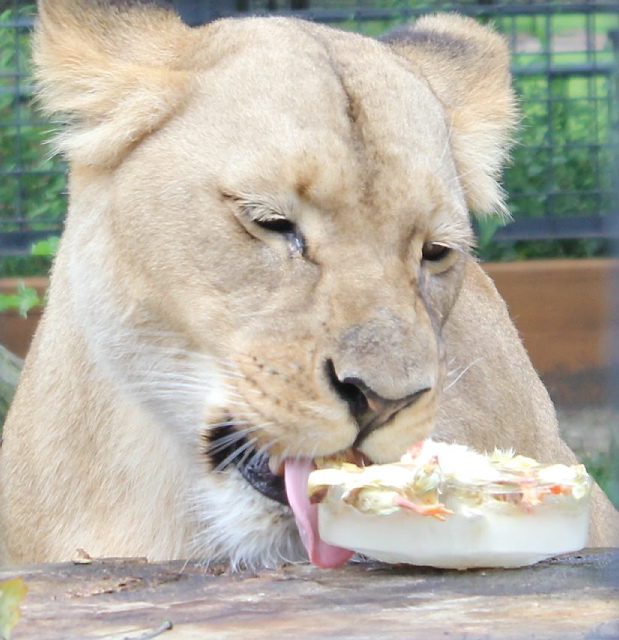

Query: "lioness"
<box><xmin>1</xmin><ymin>0</ymin><xmax>617</xmax><ymax>567</ymax></box>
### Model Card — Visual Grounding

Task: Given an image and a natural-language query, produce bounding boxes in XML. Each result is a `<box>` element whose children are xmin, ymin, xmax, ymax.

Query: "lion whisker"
<box><xmin>437</xmin><ymin>118</ymin><xmax>454</xmax><ymax>164</ymax></box>
<box><xmin>206</xmin><ymin>419</ymin><xmax>252</xmax><ymax>429</ymax></box>
<box><xmin>224</xmin><ymin>399</ymin><xmax>256</xmax><ymax>409</ymax></box>
<box><xmin>444</xmin><ymin>357</ymin><xmax>483</xmax><ymax>392</ymax></box>
<box><xmin>206</xmin><ymin>435</ymin><xmax>255</xmax><ymax>456</ymax></box>
<box><xmin>238</xmin><ymin>440</ymin><xmax>260</xmax><ymax>468</ymax></box>
<box><xmin>207</xmin><ymin>423</ymin><xmax>267</xmax><ymax>442</ymax></box>
<box><xmin>213</xmin><ymin>437</ymin><xmax>259</xmax><ymax>472</ymax></box>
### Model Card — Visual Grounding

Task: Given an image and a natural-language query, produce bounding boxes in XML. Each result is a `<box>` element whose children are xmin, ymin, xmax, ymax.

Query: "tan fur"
<box><xmin>1</xmin><ymin>2</ymin><xmax>616</xmax><ymax>566</ymax></box>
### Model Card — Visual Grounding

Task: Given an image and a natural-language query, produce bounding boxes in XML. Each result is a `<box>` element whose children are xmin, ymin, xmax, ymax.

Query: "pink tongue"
<box><xmin>284</xmin><ymin>458</ymin><xmax>354</xmax><ymax>568</ymax></box>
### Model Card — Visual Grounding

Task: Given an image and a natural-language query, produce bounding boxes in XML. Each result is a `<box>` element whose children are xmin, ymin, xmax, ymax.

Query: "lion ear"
<box><xmin>382</xmin><ymin>14</ymin><xmax>518</xmax><ymax>216</ymax></box>
<box><xmin>34</xmin><ymin>0</ymin><xmax>193</xmax><ymax>168</ymax></box>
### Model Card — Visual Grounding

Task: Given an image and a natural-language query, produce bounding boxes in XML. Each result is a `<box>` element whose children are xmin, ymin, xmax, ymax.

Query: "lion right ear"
<box><xmin>34</xmin><ymin>0</ymin><xmax>193</xmax><ymax>168</ymax></box>
<box><xmin>382</xmin><ymin>15</ymin><xmax>519</xmax><ymax>216</ymax></box>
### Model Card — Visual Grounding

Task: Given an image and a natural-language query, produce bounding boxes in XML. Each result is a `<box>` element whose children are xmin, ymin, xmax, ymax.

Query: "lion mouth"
<box><xmin>206</xmin><ymin>424</ymin><xmax>359</xmax><ymax>567</ymax></box>
<box><xmin>207</xmin><ymin>424</ymin><xmax>288</xmax><ymax>505</ymax></box>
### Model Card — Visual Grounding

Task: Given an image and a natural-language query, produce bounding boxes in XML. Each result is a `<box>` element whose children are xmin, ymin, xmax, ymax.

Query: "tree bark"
<box><xmin>0</xmin><ymin>550</ymin><xmax>617</xmax><ymax>639</ymax></box>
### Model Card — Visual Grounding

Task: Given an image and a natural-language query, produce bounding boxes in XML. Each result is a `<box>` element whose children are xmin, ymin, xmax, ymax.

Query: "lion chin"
<box><xmin>1</xmin><ymin>1</ymin><xmax>618</xmax><ymax>567</ymax></box>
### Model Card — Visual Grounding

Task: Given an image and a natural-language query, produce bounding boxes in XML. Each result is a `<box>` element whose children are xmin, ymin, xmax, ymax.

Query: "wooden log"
<box><xmin>1</xmin><ymin>549</ymin><xmax>617</xmax><ymax>639</ymax></box>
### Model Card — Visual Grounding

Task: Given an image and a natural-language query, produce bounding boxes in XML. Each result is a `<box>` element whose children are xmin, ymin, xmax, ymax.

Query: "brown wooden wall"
<box><xmin>485</xmin><ymin>259</ymin><xmax>615</xmax><ymax>376</ymax></box>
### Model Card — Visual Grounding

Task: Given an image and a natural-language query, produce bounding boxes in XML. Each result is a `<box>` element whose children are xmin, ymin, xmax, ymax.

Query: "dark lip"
<box><xmin>206</xmin><ymin>424</ymin><xmax>288</xmax><ymax>506</ymax></box>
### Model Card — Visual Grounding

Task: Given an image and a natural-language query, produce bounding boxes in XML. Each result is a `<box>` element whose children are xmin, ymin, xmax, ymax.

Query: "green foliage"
<box><xmin>0</xmin><ymin>280</ymin><xmax>40</xmax><ymax>317</ymax></box>
<box><xmin>30</xmin><ymin>236</ymin><xmax>59</xmax><ymax>256</ymax></box>
<box><xmin>474</xmin><ymin>10</ymin><xmax>619</xmax><ymax>260</ymax></box>
<box><xmin>0</xmin><ymin>237</ymin><xmax>56</xmax><ymax>316</ymax></box>
<box><xmin>474</xmin><ymin>70</ymin><xmax>617</xmax><ymax>261</ymax></box>
<box><xmin>476</xmin><ymin>237</ymin><xmax>612</xmax><ymax>263</ymax></box>
<box><xmin>0</xmin><ymin>254</ymin><xmax>54</xmax><ymax>278</ymax></box>
<box><xmin>0</xmin><ymin>4</ymin><xmax>67</xmax><ymax>263</ymax></box>
<box><xmin>0</xmin><ymin>577</ymin><xmax>28</xmax><ymax>640</ymax></box>
<box><xmin>582</xmin><ymin>436</ymin><xmax>619</xmax><ymax>509</ymax></box>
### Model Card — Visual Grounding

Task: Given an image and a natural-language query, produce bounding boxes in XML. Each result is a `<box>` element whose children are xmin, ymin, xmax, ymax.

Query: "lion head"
<box><xmin>23</xmin><ymin>1</ymin><xmax>517</xmax><ymax>567</ymax></box>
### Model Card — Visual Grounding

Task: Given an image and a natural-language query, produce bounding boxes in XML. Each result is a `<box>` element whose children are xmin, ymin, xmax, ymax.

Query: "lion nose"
<box><xmin>326</xmin><ymin>360</ymin><xmax>430</xmax><ymax>440</ymax></box>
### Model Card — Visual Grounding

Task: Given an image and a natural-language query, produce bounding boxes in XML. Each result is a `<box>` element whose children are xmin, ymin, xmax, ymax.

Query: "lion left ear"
<box><xmin>382</xmin><ymin>14</ymin><xmax>518</xmax><ymax>216</ymax></box>
<box><xmin>34</xmin><ymin>0</ymin><xmax>194</xmax><ymax>168</ymax></box>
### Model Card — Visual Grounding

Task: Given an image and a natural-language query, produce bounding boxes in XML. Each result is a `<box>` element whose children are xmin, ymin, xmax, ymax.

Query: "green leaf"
<box><xmin>0</xmin><ymin>295</ymin><xmax>21</xmax><ymax>313</ymax></box>
<box><xmin>30</xmin><ymin>237</ymin><xmax>60</xmax><ymax>257</ymax></box>
<box><xmin>15</xmin><ymin>282</ymin><xmax>41</xmax><ymax>318</ymax></box>
<box><xmin>476</xmin><ymin>216</ymin><xmax>507</xmax><ymax>249</ymax></box>
<box><xmin>0</xmin><ymin>284</ymin><xmax>41</xmax><ymax>317</ymax></box>
<box><xmin>0</xmin><ymin>577</ymin><xmax>28</xmax><ymax>640</ymax></box>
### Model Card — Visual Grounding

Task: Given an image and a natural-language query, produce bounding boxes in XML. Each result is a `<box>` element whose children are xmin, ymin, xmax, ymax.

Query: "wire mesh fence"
<box><xmin>0</xmin><ymin>0</ymin><xmax>618</xmax><ymax>256</ymax></box>
<box><xmin>0</xmin><ymin>2</ymin><xmax>65</xmax><ymax>255</ymax></box>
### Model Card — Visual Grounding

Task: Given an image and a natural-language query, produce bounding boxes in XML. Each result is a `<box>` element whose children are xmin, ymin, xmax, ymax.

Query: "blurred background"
<box><xmin>0</xmin><ymin>0</ymin><xmax>618</xmax><ymax>503</ymax></box>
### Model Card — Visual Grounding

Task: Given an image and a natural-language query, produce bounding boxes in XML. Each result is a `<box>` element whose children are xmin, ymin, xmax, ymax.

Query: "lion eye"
<box><xmin>422</xmin><ymin>242</ymin><xmax>451</xmax><ymax>263</ymax></box>
<box><xmin>255</xmin><ymin>217</ymin><xmax>305</xmax><ymax>254</ymax></box>
<box><xmin>255</xmin><ymin>217</ymin><xmax>296</xmax><ymax>235</ymax></box>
